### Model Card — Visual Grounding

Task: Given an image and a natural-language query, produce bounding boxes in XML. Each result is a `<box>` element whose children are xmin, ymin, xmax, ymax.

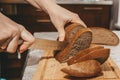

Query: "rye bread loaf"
<box><xmin>61</xmin><ymin>60</ymin><xmax>101</xmax><ymax>78</ymax></box>
<box><xmin>55</xmin><ymin>28</ymin><xmax>92</xmax><ymax>63</ymax></box>
<box><xmin>89</xmin><ymin>27</ymin><xmax>119</xmax><ymax>46</ymax></box>
<box><xmin>55</xmin><ymin>23</ymin><xmax>92</xmax><ymax>63</ymax></box>
<box><xmin>67</xmin><ymin>48</ymin><xmax>110</xmax><ymax>65</ymax></box>
<box><xmin>65</xmin><ymin>23</ymin><xmax>85</xmax><ymax>42</ymax></box>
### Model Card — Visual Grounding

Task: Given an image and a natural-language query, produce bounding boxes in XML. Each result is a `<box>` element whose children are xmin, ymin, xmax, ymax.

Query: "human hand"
<box><xmin>48</xmin><ymin>5</ymin><xmax>87</xmax><ymax>41</ymax></box>
<box><xmin>0</xmin><ymin>13</ymin><xmax>35</xmax><ymax>53</ymax></box>
<box><xmin>30</xmin><ymin>0</ymin><xmax>86</xmax><ymax>41</ymax></box>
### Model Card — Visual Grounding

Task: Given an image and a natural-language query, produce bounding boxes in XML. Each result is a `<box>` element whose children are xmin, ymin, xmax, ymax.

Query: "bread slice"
<box><xmin>55</xmin><ymin>28</ymin><xmax>92</xmax><ymax>63</ymax></box>
<box><xmin>61</xmin><ymin>60</ymin><xmax>101</xmax><ymax>77</ymax></box>
<box><xmin>65</xmin><ymin>23</ymin><xmax>85</xmax><ymax>42</ymax></box>
<box><xmin>67</xmin><ymin>48</ymin><xmax>110</xmax><ymax>65</ymax></box>
<box><xmin>67</xmin><ymin>45</ymin><xmax>104</xmax><ymax>65</ymax></box>
<box><xmin>89</xmin><ymin>43</ymin><xmax>103</xmax><ymax>48</ymax></box>
<box><xmin>89</xmin><ymin>27</ymin><xmax>119</xmax><ymax>46</ymax></box>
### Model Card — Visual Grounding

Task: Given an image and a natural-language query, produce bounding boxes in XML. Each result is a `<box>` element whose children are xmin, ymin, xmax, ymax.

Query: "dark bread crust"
<box><xmin>67</xmin><ymin>48</ymin><xmax>110</xmax><ymax>65</ymax></box>
<box><xmin>55</xmin><ymin>28</ymin><xmax>92</xmax><ymax>63</ymax></box>
<box><xmin>61</xmin><ymin>60</ymin><xmax>102</xmax><ymax>78</ymax></box>
<box><xmin>90</xmin><ymin>27</ymin><xmax>119</xmax><ymax>46</ymax></box>
<box><xmin>55</xmin><ymin>25</ymin><xmax>113</xmax><ymax>78</ymax></box>
<box><xmin>65</xmin><ymin>23</ymin><xmax>85</xmax><ymax>42</ymax></box>
<box><xmin>67</xmin><ymin>45</ymin><xmax>104</xmax><ymax>65</ymax></box>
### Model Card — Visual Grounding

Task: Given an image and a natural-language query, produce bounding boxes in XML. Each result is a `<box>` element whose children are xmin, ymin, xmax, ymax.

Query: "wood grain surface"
<box><xmin>32</xmin><ymin>50</ymin><xmax>120</xmax><ymax>80</ymax></box>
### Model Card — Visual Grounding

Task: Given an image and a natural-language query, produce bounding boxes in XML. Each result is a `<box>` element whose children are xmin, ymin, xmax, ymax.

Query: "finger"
<box><xmin>0</xmin><ymin>38</ymin><xmax>12</xmax><ymax>50</ymax></box>
<box><xmin>6</xmin><ymin>36</ymin><xmax>19</xmax><ymax>53</ymax></box>
<box><xmin>56</xmin><ymin>25</ymin><xmax>66</xmax><ymax>41</ymax></box>
<box><xmin>58</xmin><ymin>27</ymin><xmax>65</xmax><ymax>41</ymax></box>
<box><xmin>0</xmin><ymin>38</ymin><xmax>9</xmax><ymax>47</ymax></box>
<box><xmin>19</xmin><ymin>29</ymin><xmax>35</xmax><ymax>53</ymax></box>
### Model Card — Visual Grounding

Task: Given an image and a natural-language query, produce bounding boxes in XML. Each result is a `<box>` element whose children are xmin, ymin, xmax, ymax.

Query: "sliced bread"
<box><xmin>55</xmin><ymin>28</ymin><xmax>92</xmax><ymax>63</ymax></box>
<box><xmin>61</xmin><ymin>60</ymin><xmax>102</xmax><ymax>78</ymax></box>
<box><xmin>67</xmin><ymin>48</ymin><xmax>110</xmax><ymax>65</ymax></box>
<box><xmin>67</xmin><ymin>45</ymin><xmax>104</xmax><ymax>65</ymax></box>
<box><xmin>89</xmin><ymin>27</ymin><xmax>119</xmax><ymax>46</ymax></box>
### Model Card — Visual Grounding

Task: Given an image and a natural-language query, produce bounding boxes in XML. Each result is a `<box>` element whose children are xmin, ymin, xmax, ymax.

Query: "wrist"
<box><xmin>34</xmin><ymin>0</ymin><xmax>58</xmax><ymax>14</ymax></box>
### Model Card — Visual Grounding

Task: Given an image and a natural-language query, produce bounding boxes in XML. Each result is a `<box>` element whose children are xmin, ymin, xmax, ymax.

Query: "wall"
<box><xmin>114</xmin><ymin>0</ymin><xmax>120</xmax><ymax>29</ymax></box>
<box><xmin>116</xmin><ymin>0</ymin><xmax>120</xmax><ymax>28</ymax></box>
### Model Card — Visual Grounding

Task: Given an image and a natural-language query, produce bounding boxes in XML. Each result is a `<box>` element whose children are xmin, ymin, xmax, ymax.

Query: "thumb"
<box><xmin>58</xmin><ymin>27</ymin><xmax>65</xmax><ymax>41</ymax></box>
<box><xmin>19</xmin><ymin>29</ymin><xmax>35</xmax><ymax>53</ymax></box>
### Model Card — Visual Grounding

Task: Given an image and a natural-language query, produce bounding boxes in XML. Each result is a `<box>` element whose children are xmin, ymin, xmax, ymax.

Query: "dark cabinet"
<box><xmin>16</xmin><ymin>4</ymin><xmax>56</xmax><ymax>33</ymax></box>
<box><xmin>0</xmin><ymin>4</ymin><xmax>112</xmax><ymax>33</ymax></box>
<box><xmin>60</xmin><ymin>4</ymin><xmax>112</xmax><ymax>29</ymax></box>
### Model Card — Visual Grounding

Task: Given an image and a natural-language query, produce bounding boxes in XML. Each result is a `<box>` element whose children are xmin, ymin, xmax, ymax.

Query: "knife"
<box><xmin>29</xmin><ymin>38</ymin><xmax>68</xmax><ymax>50</ymax></box>
<box><xmin>17</xmin><ymin>38</ymin><xmax>67</xmax><ymax>59</ymax></box>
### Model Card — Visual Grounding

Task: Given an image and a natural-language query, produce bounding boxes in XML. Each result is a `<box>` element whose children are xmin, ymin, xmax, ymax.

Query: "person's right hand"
<box><xmin>28</xmin><ymin>0</ymin><xmax>87</xmax><ymax>41</ymax></box>
<box><xmin>0</xmin><ymin>13</ymin><xmax>35</xmax><ymax>53</ymax></box>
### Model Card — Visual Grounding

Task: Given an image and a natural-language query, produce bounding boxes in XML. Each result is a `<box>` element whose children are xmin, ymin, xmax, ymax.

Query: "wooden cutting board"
<box><xmin>32</xmin><ymin>50</ymin><xmax>120</xmax><ymax>80</ymax></box>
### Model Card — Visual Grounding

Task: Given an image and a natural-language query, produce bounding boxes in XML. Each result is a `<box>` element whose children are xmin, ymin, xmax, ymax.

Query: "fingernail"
<box><xmin>59</xmin><ymin>37</ymin><xmax>64</xmax><ymax>41</ymax></box>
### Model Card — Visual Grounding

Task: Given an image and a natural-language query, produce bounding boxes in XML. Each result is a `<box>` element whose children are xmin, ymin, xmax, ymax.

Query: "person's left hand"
<box><xmin>48</xmin><ymin>5</ymin><xmax>87</xmax><ymax>41</ymax></box>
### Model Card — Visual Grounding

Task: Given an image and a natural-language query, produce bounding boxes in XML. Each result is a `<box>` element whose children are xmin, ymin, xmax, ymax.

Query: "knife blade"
<box><xmin>29</xmin><ymin>38</ymin><xmax>68</xmax><ymax>50</ymax></box>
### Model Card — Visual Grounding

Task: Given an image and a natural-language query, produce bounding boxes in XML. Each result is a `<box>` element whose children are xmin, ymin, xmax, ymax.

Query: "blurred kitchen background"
<box><xmin>0</xmin><ymin>0</ymin><xmax>120</xmax><ymax>80</ymax></box>
<box><xmin>0</xmin><ymin>0</ymin><xmax>120</xmax><ymax>34</ymax></box>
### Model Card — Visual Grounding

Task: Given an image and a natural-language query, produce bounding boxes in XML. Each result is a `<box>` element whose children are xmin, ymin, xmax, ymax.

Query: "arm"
<box><xmin>25</xmin><ymin>0</ymin><xmax>86</xmax><ymax>41</ymax></box>
<box><xmin>0</xmin><ymin>12</ymin><xmax>35</xmax><ymax>53</ymax></box>
<box><xmin>25</xmin><ymin>0</ymin><xmax>40</xmax><ymax>9</ymax></box>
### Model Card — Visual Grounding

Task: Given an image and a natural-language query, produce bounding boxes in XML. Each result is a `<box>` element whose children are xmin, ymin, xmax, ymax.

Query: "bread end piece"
<box><xmin>90</xmin><ymin>27</ymin><xmax>119</xmax><ymax>46</ymax></box>
<box><xmin>61</xmin><ymin>60</ymin><xmax>102</xmax><ymax>78</ymax></box>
